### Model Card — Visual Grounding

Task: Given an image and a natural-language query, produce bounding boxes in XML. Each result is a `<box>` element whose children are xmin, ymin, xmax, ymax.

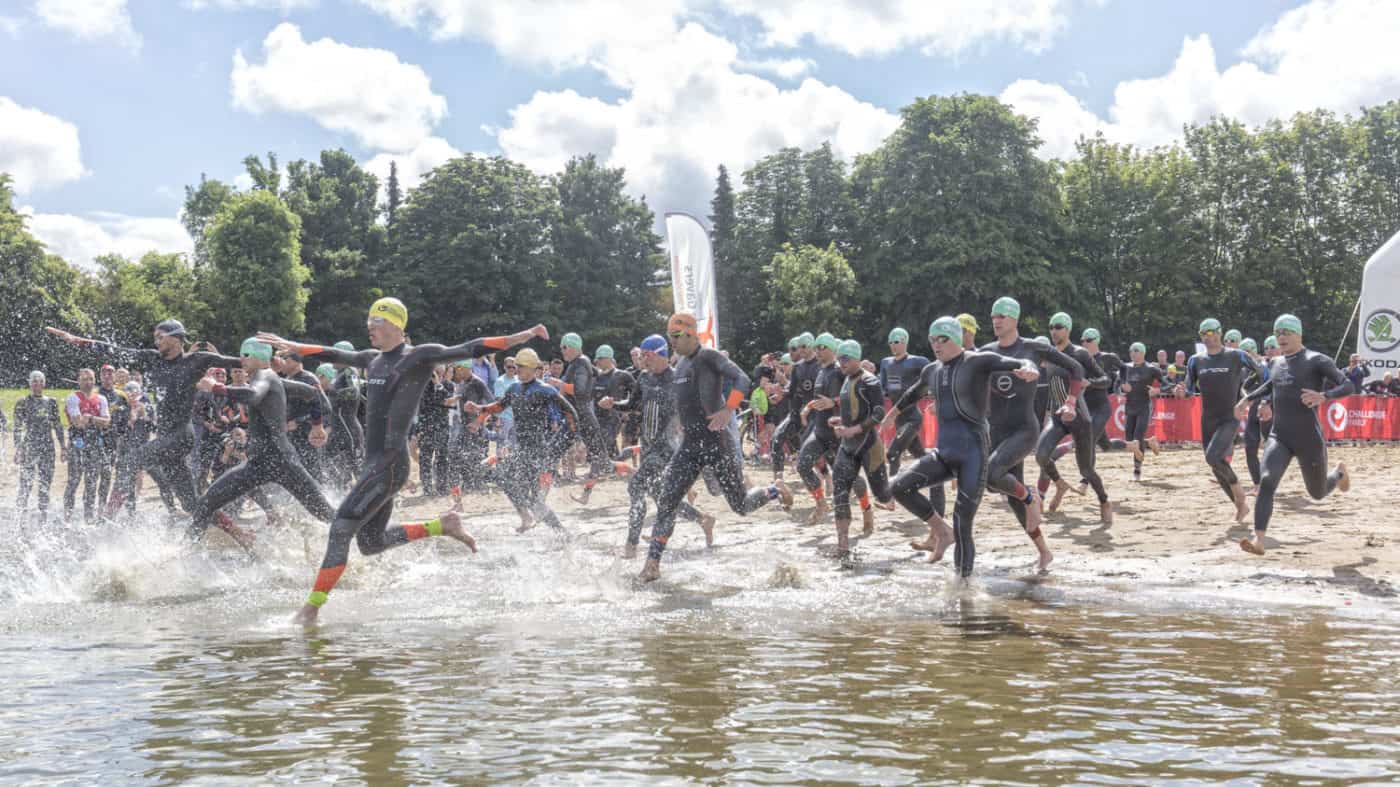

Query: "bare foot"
<box><xmin>1099</xmin><ymin>501</ymin><xmax>1113</xmax><ymax>525</ymax></box>
<box><xmin>291</xmin><ymin>604</ymin><xmax>319</xmax><ymax>626</ymax></box>
<box><xmin>623</xmin><ymin>543</ymin><xmax>637</xmax><ymax>559</ymax></box>
<box><xmin>438</xmin><ymin>511</ymin><xmax>477</xmax><ymax>553</ymax></box>
<box><xmin>1239</xmin><ymin>535</ymin><xmax>1266</xmax><ymax>555</ymax></box>
<box><xmin>686</xmin><ymin>487</ymin><xmax>698</xmax><ymax>506</ymax></box>
<box><xmin>639</xmin><ymin>559</ymin><xmax>661</xmax><ymax>582</ymax></box>
<box><xmin>1036</xmin><ymin>545</ymin><xmax>1054</xmax><ymax>572</ymax></box>
<box><xmin>516</xmin><ymin>511</ymin><xmax>535</xmax><ymax>533</ymax></box>
<box><xmin>1234</xmin><ymin>498</ymin><xmax>1250</xmax><ymax>524</ymax></box>
<box><xmin>1047</xmin><ymin>480</ymin><xmax>1070</xmax><ymax>513</ymax></box>
<box><xmin>805</xmin><ymin>498</ymin><xmax>828</xmax><ymax>525</ymax></box>
<box><xmin>1024</xmin><ymin>491</ymin><xmax>1043</xmax><ymax>535</ymax></box>
<box><xmin>699</xmin><ymin>513</ymin><xmax>716</xmax><ymax>547</ymax></box>
<box><xmin>1075</xmin><ymin>482</ymin><xmax>1088</xmax><ymax>497</ymax></box>
<box><xmin>1147</xmin><ymin>436</ymin><xmax>1161</xmax><ymax>455</ymax></box>
<box><xmin>1337</xmin><ymin>463</ymin><xmax>1350</xmax><ymax>493</ymax></box>
<box><xmin>874</xmin><ymin>498</ymin><xmax>896</xmax><ymax>511</ymax></box>
<box><xmin>1132</xmin><ymin>444</ymin><xmax>1144</xmax><ymax>463</ymax></box>
<box><xmin>927</xmin><ymin>525</ymin><xmax>954</xmax><ymax>563</ymax></box>
<box><xmin>861</xmin><ymin>506</ymin><xmax>875</xmax><ymax>536</ymax></box>
<box><xmin>774</xmin><ymin>479</ymin><xmax>794</xmax><ymax>510</ymax></box>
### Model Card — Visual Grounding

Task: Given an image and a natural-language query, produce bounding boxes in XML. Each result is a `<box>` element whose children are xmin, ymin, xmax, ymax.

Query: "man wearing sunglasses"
<box><xmin>186</xmin><ymin>338</ymin><xmax>337</xmax><ymax>552</ymax></box>
<box><xmin>1034</xmin><ymin>312</ymin><xmax>1113</xmax><ymax>523</ymax></box>
<box><xmin>982</xmin><ymin>296</ymin><xmax>1084</xmax><ymax>571</ymax></box>
<box><xmin>1178</xmin><ymin>318</ymin><xmax>1260</xmax><ymax>523</ymax></box>
<box><xmin>885</xmin><ymin>317</ymin><xmax>1038</xmax><ymax>577</ymax></box>
<box><xmin>1235</xmin><ymin>314</ymin><xmax>1353</xmax><ymax>556</ymax></box>
<box><xmin>46</xmin><ymin>319</ymin><xmax>243</xmax><ymax>518</ymax></box>
<box><xmin>258</xmin><ymin>296</ymin><xmax>546</xmax><ymax>623</ymax></box>
<box><xmin>642</xmin><ymin>313</ymin><xmax>793</xmax><ymax>582</ymax></box>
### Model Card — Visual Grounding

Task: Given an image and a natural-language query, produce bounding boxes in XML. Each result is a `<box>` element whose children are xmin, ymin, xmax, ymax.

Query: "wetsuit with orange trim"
<box><xmin>289</xmin><ymin>333</ymin><xmax>520</xmax><ymax>611</ymax></box>
<box><xmin>475</xmin><ymin>378</ymin><xmax>578</xmax><ymax>529</ymax></box>
<box><xmin>555</xmin><ymin>354</ymin><xmax>613</xmax><ymax>495</ymax></box>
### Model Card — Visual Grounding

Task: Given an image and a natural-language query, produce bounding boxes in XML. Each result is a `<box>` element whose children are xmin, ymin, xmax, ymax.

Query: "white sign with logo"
<box><xmin>1360</xmin><ymin>229</ymin><xmax>1400</xmax><ymax>382</ymax></box>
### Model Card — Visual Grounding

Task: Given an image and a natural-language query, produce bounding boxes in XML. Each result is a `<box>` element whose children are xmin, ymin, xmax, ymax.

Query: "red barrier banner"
<box><xmin>882</xmin><ymin>394</ymin><xmax>1400</xmax><ymax>449</ymax></box>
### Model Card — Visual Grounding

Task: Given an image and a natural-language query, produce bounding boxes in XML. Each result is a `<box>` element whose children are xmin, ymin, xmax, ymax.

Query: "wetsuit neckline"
<box><xmin>996</xmin><ymin>334</ymin><xmax>1020</xmax><ymax>349</ymax></box>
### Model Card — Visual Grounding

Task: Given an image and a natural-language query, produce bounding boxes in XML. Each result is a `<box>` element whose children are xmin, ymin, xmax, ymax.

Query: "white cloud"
<box><xmin>232</xmin><ymin>172</ymin><xmax>254</xmax><ymax>191</ymax></box>
<box><xmin>719</xmin><ymin>0</ymin><xmax>1072</xmax><ymax>57</ymax></box>
<box><xmin>21</xmin><ymin>208</ymin><xmax>192</xmax><ymax>270</ymax></box>
<box><xmin>496</xmin><ymin>23</ymin><xmax>899</xmax><ymax>218</ymax></box>
<box><xmin>0</xmin><ymin>96</ymin><xmax>87</xmax><ymax>195</ymax></box>
<box><xmin>33</xmin><ymin>0</ymin><xmax>141</xmax><ymax>50</ymax></box>
<box><xmin>736</xmin><ymin>57</ymin><xmax>816</xmax><ymax>81</ymax></box>
<box><xmin>1002</xmin><ymin>0</ymin><xmax>1400</xmax><ymax>158</ymax></box>
<box><xmin>363</xmin><ymin>135</ymin><xmax>462</xmax><ymax>192</ymax></box>
<box><xmin>186</xmin><ymin>0</ymin><xmax>316</xmax><ymax>10</ymax></box>
<box><xmin>230</xmin><ymin>22</ymin><xmax>448</xmax><ymax>150</ymax></box>
<box><xmin>1</xmin><ymin>15</ymin><xmax>23</xmax><ymax>36</ymax></box>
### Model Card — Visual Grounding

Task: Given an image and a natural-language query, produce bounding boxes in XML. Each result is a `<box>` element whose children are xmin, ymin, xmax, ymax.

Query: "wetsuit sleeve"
<box><xmin>287</xmin><ymin>380</ymin><xmax>332</xmax><ymax>422</ymax></box>
<box><xmin>891</xmin><ymin>366</ymin><xmax>932</xmax><ymax>414</ymax></box>
<box><xmin>706</xmin><ymin>350</ymin><xmax>751</xmax><ymax>409</ymax></box>
<box><xmin>188</xmin><ymin>351</ymin><xmax>243</xmax><ymax>373</ymax></box>
<box><xmin>85</xmin><ymin>342</ymin><xmax>159</xmax><ymax>366</ymax></box>
<box><xmin>1184</xmin><ymin>355</ymin><xmax>1200</xmax><ymax>395</ymax></box>
<box><xmin>1033</xmin><ymin>343</ymin><xmax>1086</xmax><ymax>395</ymax></box>
<box><xmin>1243</xmin><ymin>377</ymin><xmax>1274</xmax><ymax>402</ymax></box>
<box><xmin>1315</xmin><ymin>355</ymin><xmax>1354</xmax><ymax>398</ymax></box>
<box><xmin>979</xmin><ymin>351</ymin><xmax>1037</xmax><ymax>375</ymax></box>
<box><xmin>296</xmin><ymin>344</ymin><xmax>378</xmax><ymax>368</ymax></box>
<box><xmin>50</xmin><ymin>399</ymin><xmax>66</xmax><ymax>448</ymax></box>
<box><xmin>219</xmin><ymin>374</ymin><xmax>270</xmax><ymax>406</ymax></box>
<box><xmin>1077</xmin><ymin>348</ymin><xmax>1109</xmax><ymax>392</ymax></box>
<box><xmin>878</xmin><ymin>359</ymin><xmax>890</xmax><ymax>391</ymax></box>
<box><xmin>858</xmin><ymin>374</ymin><xmax>885</xmax><ymax>431</ymax></box>
<box><xmin>551</xmin><ymin>387</ymin><xmax>580</xmax><ymax>425</ymax></box>
<box><xmin>422</xmin><ymin>336</ymin><xmax>516</xmax><ymax>367</ymax></box>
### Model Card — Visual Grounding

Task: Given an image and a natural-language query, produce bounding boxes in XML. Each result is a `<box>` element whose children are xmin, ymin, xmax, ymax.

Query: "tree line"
<box><xmin>4</xmin><ymin>93</ymin><xmax>1399</xmax><ymax>384</ymax></box>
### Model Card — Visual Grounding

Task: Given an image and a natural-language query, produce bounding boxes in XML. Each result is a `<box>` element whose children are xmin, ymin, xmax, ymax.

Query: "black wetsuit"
<box><xmin>982</xmin><ymin>337</ymin><xmax>1084</xmax><ymax>532</ymax></box>
<box><xmin>832</xmin><ymin>369</ymin><xmax>892</xmax><ymax>521</ymax></box>
<box><xmin>1035</xmin><ymin>342</ymin><xmax>1110</xmax><ymax>504</ymax></box>
<box><xmin>1119</xmin><ymin>362</ymin><xmax>1168</xmax><ymax>474</ymax></box>
<box><xmin>482</xmin><ymin>378</ymin><xmax>578</xmax><ymax>528</ymax></box>
<box><xmin>879</xmin><ymin>353</ymin><xmax>930</xmax><ymax>475</ymax></box>
<box><xmin>86</xmin><ymin>344</ymin><xmax>242</xmax><ymax>513</ymax></box>
<box><xmin>326</xmin><ymin>368</ymin><xmax>364</xmax><ymax>487</ymax></box>
<box><xmin>14</xmin><ymin>394</ymin><xmax>65</xmax><ymax>515</ymax></box>
<box><xmin>891</xmin><ymin>349</ymin><xmax>1032</xmax><ymax>576</ymax></box>
<box><xmin>1185</xmin><ymin>348</ymin><xmax>1259</xmax><ymax>501</ymax></box>
<box><xmin>558</xmin><ymin>354</ymin><xmax>611</xmax><ymax>480</ymax></box>
<box><xmin>62</xmin><ymin>389</ymin><xmax>110</xmax><ymax>522</ymax></box>
<box><xmin>416</xmin><ymin>377</ymin><xmax>453</xmax><ymax>495</ymax></box>
<box><xmin>651</xmin><ymin>347</ymin><xmax>778</xmax><ymax>562</ymax></box>
<box><xmin>594</xmin><ymin>366</ymin><xmax>634</xmax><ymax>457</ymax></box>
<box><xmin>1087</xmin><ymin>351</ymin><xmax>1125</xmax><ymax>450</ymax></box>
<box><xmin>299</xmin><ymin>337</ymin><xmax>509</xmax><ymax>603</ymax></box>
<box><xmin>187</xmin><ymin>370</ymin><xmax>337</xmax><ymax>541</ymax></box>
<box><xmin>1242</xmin><ymin>361</ymin><xmax>1272</xmax><ymax>485</ymax></box>
<box><xmin>1245</xmin><ymin>348</ymin><xmax>1353</xmax><ymax>531</ymax></box>
<box><xmin>452</xmin><ymin>374</ymin><xmax>495</xmax><ymax>491</ymax></box>
<box><xmin>95</xmin><ymin>384</ymin><xmax>121</xmax><ymax>505</ymax></box>
<box><xmin>796</xmin><ymin>361</ymin><xmax>843</xmax><ymax>496</ymax></box>
<box><xmin>611</xmin><ymin>367</ymin><xmax>702</xmax><ymax>546</ymax></box>
<box><xmin>771</xmin><ymin>356</ymin><xmax>821</xmax><ymax>475</ymax></box>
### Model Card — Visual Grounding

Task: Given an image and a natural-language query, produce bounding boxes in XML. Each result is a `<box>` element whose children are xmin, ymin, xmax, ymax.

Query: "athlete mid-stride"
<box><xmin>46</xmin><ymin>320</ymin><xmax>243</xmax><ymax>516</ymax></box>
<box><xmin>1235</xmin><ymin>314</ymin><xmax>1353</xmax><ymax>556</ymax></box>
<box><xmin>1179</xmin><ymin>318</ymin><xmax>1258</xmax><ymax>523</ymax></box>
<box><xmin>257</xmin><ymin>297</ymin><xmax>547</xmax><ymax>625</ymax></box>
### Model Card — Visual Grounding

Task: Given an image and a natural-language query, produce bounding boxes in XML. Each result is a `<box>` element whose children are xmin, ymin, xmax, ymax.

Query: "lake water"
<box><xmin>3</xmin><ymin>501</ymin><xmax>1398</xmax><ymax>785</ymax></box>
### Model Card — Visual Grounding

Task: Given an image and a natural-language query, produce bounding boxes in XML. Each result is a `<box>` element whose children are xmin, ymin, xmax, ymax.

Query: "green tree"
<box><xmin>282</xmin><ymin>149</ymin><xmax>385</xmax><ymax>343</ymax></box>
<box><xmin>550</xmin><ymin>154</ymin><xmax>662</xmax><ymax>351</ymax></box>
<box><xmin>181</xmin><ymin>174</ymin><xmax>235</xmax><ymax>267</ymax></box>
<box><xmin>385</xmin><ymin>154</ymin><xmax>557</xmax><ymax>343</ymax></box>
<box><xmin>769</xmin><ymin>243</ymin><xmax>857</xmax><ymax>339</ymax></box>
<box><xmin>385</xmin><ymin>160</ymin><xmax>402</xmax><ymax>228</ymax></box>
<box><xmin>204</xmin><ymin>190</ymin><xmax>308</xmax><ymax>346</ymax></box>
<box><xmin>848</xmin><ymin>94</ymin><xmax>1069</xmax><ymax>352</ymax></box>
<box><xmin>710</xmin><ymin>165</ymin><xmax>739</xmax><ymax>345</ymax></box>
<box><xmin>81</xmin><ymin>252</ymin><xmax>213</xmax><ymax>347</ymax></box>
<box><xmin>243</xmin><ymin>152</ymin><xmax>281</xmax><ymax>193</ymax></box>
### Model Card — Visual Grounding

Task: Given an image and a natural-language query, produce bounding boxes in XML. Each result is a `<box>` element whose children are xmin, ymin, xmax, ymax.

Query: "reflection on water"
<box><xmin>2</xmin><ymin>510</ymin><xmax>1399</xmax><ymax>784</ymax></box>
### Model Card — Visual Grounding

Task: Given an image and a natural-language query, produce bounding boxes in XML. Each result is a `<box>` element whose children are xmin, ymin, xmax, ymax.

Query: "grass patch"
<box><xmin>3</xmin><ymin>388</ymin><xmax>78</xmax><ymax>429</ymax></box>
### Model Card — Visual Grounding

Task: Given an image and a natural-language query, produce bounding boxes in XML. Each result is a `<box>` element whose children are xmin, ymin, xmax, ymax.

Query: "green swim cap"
<box><xmin>836</xmin><ymin>339</ymin><xmax>862</xmax><ymax>361</ymax></box>
<box><xmin>1199</xmin><ymin>318</ymin><xmax>1222</xmax><ymax>334</ymax></box>
<box><xmin>561</xmin><ymin>332</ymin><xmax>583</xmax><ymax>350</ymax></box>
<box><xmin>316</xmin><ymin>363</ymin><xmax>336</xmax><ymax>381</ymax></box>
<box><xmin>780</xmin><ymin>353</ymin><xmax>793</xmax><ymax>364</ymax></box>
<box><xmin>1240</xmin><ymin>338</ymin><xmax>1258</xmax><ymax>353</ymax></box>
<box><xmin>992</xmin><ymin>296</ymin><xmax>1021</xmax><ymax>320</ymax></box>
<box><xmin>1130</xmin><ymin>342</ymin><xmax>1146</xmax><ymax>354</ymax></box>
<box><xmin>815</xmin><ymin>332</ymin><xmax>839</xmax><ymax>351</ymax></box>
<box><xmin>239</xmin><ymin>337</ymin><xmax>272</xmax><ymax>362</ymax></box>
<box><xmin>333</xmin><ymin>340</ymin><xmax>354</xmax><ymax>352</ymax></box>
<box><xmin>1274</xmin><ymin>314</ymin><xmax>1302</xmax><ymax>335</ymax></box>
<box><xmin>788</xmin><ymin>336</ymin><xmax>803</xmax><ymax>350</ymax></box>
<box><xmin>928</xmin><ymin>316</ymin><xmax>963</xmax><ymax>344</ymax></box>
<box><xmin>1224</xmin><ymin>329</ymin><xmax>1242</xmax><ymax>344</ymax></box>
<box><xmin>1049</xmin><ymin>312</ymin><xmax>1072</xmax><ymax>331</ymax></box>
<box><xmin>453</xmin><ymin>359</ymin><xmax>472</xmax><ymax>368</ymax></box>
<box><xmin>888</xmin><ymin>327</ymin><xmax>909</xmax><ymax>344</ymax></box>
<box><xmin>1081</xmin><ymin>328</ymin><xmax>1101</xmax><ymax>343</ymax></box>
<box><xmin>797</xmin><ymin>332</ymin><xmax>815</xmax><ymax>348</ymax></box>
<box><xmin>1264</xmin><ymin>335</ymin><xmax>1278</xmax><ymax>349</ymax></box>
<box><xmin>595</xmin><ymin>344</ymin><xmax>614</xmax><ymax>360</ymax></box>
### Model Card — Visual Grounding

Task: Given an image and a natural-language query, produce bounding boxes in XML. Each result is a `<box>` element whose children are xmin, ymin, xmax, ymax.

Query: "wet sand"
<box><xmin>6</xmin><ymin>441</ymin><xmax>1394</xmax><ymax>611</ymax></box>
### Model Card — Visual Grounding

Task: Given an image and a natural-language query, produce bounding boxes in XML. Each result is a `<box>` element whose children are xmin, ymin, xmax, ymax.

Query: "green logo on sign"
<box><xmin>1365</xmin><ymin>309</ymin><xmax>1400</xmax><ymax>353</ymax></box>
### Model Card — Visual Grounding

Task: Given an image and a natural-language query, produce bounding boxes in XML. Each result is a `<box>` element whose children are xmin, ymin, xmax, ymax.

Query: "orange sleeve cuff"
<box><xmin>726</xmin><ymin>389</ymin><xmax>745</xmax><ymax>410</ymax></box>
<box><xmin>482</xmin><ymin>336</ymin><xmax>510</xmax><ymax>350</ymax></box>
<box><xmin>560</xmin><ymin>383</ymin><xmax>575</xmax><ymax>396</ymax></box>
<box><xmin>296</xmin><ymin>343</ymin><xmax>326</xmax><ymax>357</ymax></box>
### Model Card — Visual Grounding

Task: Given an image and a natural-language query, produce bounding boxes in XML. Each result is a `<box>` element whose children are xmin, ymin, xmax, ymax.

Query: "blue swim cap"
<box><xmin>640</xmin><ymin>334</ymin><xmax>669</xmax><ymax>357</ymax></box>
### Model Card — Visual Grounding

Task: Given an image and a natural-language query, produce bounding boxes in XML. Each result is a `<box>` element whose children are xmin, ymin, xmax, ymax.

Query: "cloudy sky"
<box><xmin>4</xmin><ymin>0</ymin><xmax>1399</xmax><ymax>269</ymax></box>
